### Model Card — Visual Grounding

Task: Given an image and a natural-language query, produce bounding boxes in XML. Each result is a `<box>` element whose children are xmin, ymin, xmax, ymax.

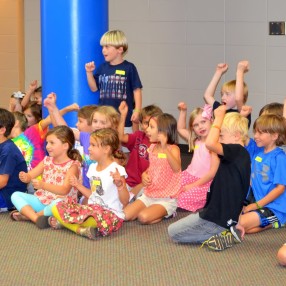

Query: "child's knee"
<box><xmin>277</xmin><ymin>245</ymin><xmax>286</xmax><ymax>266</ymax></box>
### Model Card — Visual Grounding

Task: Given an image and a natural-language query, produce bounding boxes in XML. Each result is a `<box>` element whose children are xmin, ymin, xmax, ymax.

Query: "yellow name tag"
<box><xmin>194</xmin><ymin>145</ymin><xmax>199</xmax><ymax>150</ymax></box>
<box><xmin>116</xmin><ymin>70</ymin><xmax>125</xmax><ymax>75</ymax></box>
<box><xmin>255</xmin><ymin>156</ymin><xmax>262</xmax><ymax>162</ymax></box>
<box><xmin>92</xmin><ymin>180</ymin><xmax>101</xmax><ymax>186</ymax></box>
<box><xmin>158</xmin><ymin>153</ymin><xmax>167</xmax><ymax>159</ymax></box>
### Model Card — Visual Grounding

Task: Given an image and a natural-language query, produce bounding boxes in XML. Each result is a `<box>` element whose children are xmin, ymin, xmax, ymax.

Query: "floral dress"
<box><xmin>35</xmin><ymin>156</ymin><xmax>81</xmax><ymax>205</ymax></box>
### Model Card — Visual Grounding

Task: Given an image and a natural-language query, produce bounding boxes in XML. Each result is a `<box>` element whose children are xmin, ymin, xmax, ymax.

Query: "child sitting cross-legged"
<box><xmin>47</xmin><ymin>128</ymin><xmax>129</xmax><ymax>240</ymax></box>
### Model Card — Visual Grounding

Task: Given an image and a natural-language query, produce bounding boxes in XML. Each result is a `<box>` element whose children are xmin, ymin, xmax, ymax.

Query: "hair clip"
<box><xmin>13</xmin><ymin>91</ymin><xmax>25</xmax><ymax>99</ymax></box>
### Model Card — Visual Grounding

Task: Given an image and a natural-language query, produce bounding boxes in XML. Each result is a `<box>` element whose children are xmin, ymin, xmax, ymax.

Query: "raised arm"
<box><xmin>41</xmin><ymin>92</ymin><xmax>79</xmax><ymax>130</ymax></box>
<box><xmin>204</xmin><ymin>63</ymin><xmax>228</xmax><ymax>106</ymax></box>
<box><xmin>21</xmin><ymin>80</ymin><xmax>38</xmax><ymax>109</ymax></box>
<box><xmin>118</xmin><ymin>101</ymin><xmax>129</xmax><ymax>143</ymax></box>
<box><xmin>177</xmin><ymin>102</ymin><xmax>190</xmax><ymax>142</ymax></box>
<box><xmin>235</xmin><ymin>60</ymin><xmax>249</xmax><ymax>111</ymax></box>
<box><xmin>85</xmin><ymin>61</ymin><xmax>98</xmax><ymax>92</ymax></box>
<box><xmin>205</xmin><ymin>105</ymin><xmax>226</xmax><ymax>156</ymax></box>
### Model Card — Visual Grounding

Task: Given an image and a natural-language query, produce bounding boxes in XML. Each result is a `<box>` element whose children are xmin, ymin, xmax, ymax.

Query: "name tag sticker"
<box><xmin>255</xmin><ymin>156</ymin><xmax>262</xmax><ymax>162</ymax></box>
<box><xmin>158</xmin><ymin>153</ymin><xmax>167</xmax><ymax>159</ymax></box>
<box><xmin>194</xmin><ymin>145</ymin><xmax>199</xmax><ymax>150</ymax></box>
<box><xmin>116</xmin><ymin>70</ymin><xmax>125</xmax><ymax>75</ymax></box>
<box><xmin>92</xmin><ymin>180</ymin><xmax>101</xmax><ymax>186</ymax></box>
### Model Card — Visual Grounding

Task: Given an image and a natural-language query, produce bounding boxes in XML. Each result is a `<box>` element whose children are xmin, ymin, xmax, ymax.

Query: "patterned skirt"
<box><xmin>55</xmin><ymin>201</ymin><xmax>123</xmax><ymax>237</ymax></box>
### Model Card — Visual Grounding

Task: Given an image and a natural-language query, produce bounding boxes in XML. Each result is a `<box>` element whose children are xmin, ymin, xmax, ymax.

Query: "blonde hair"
<box><xmin>222</xmin><ymin>80</ymin><xmax>248</xmax><ymax>104</ymax></box>
<box><xmin>253</xmin><ymin>114</ymin><xmax>286</xmax><ymax>146</ymax></box>
<box><xmin>222</xmin><ymin>112</ymin><xmax>249</xmax><ymax>145</ymax></box>
<box><xmin>188</xmin><ymin>107</ymin><xmax>203</xmax><ymax>152</ymax></box>
<box><xmin>92</xmin><ymin>105</ymin><xmax>120</xmax><ymax>130</ymax></box>
<box><xmin>77</xmin><ymin>105</ymin><xmax>98</xmax><ymax>125</ymax></box>
<box><xmin>100</xmin><ymin>30</ymin><xmax>128</xmax><ymax>56</ymax></box>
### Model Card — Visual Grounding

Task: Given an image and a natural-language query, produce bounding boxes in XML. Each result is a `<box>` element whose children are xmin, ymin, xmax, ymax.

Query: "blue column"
<box><xmin>40</xmin><ymin>0</ymin><xmax>108</xmax><ymax>126</ymax></box>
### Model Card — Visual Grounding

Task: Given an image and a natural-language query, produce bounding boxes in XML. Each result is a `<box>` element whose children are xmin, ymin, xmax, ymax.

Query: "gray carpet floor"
<box><xmin>1</xmin><ymin>211</ymin><xmax>285</xmax><ymax>286</ymax></box>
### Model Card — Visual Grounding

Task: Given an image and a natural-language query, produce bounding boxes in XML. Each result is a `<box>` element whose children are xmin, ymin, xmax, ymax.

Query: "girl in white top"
<box><xmin>50</xmin><ymin>128</ymin><xmax>129</xmax><ymax>240</ymax></box>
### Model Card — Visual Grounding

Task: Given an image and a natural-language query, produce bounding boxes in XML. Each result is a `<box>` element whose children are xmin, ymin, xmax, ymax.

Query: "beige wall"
<box><xmin>0</xmin><ymin>0</ymin><xmax>24</xmax><ymax>109</ymax></box>
<box><xmin>19</xmin><ymin>0</ymin><xmax>286</xmax><ymax>139</ymax></box>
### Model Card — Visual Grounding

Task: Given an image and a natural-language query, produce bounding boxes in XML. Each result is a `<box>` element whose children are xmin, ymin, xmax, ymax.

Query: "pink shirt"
<box><xmin>186</xmin><ymin>140</ymin><xmax>211</xmax><ymax>178</ymax></box>
<box><xmin>144</xmin><ymin>144</ymin><xmax>181</xmax><ymax>198</ymax></box>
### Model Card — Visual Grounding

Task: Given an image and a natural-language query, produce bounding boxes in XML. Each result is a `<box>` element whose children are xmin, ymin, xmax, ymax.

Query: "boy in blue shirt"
<box><xmin>234</xmin><ymin>114</ymin><xmax>286</xmax><ymax>239</ymax></box>
<box><xmin>0</xmin><ymin>108</ymin><xmax>27</xmax><ymax>211</ymax></box>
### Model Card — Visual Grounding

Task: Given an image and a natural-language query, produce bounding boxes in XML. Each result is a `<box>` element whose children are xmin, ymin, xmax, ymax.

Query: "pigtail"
<box><xmin>68</xmin><ymin>149</ymin><xmax>83</xmax><ymax>164</ymax></box>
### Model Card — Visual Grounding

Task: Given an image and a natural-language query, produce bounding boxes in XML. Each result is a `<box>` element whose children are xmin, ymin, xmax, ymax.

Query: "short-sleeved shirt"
<box><xmin>123</xmin><ymin>131</ymin><xmax>150</xmax><ymax>187</ymax></box>
<box><xmin>12</xmin><ymin>121</ymin><xmax>47</xmax><ymax>170</ymax></box>
<box><xmin>0</xmin><ymin>139</ymin><xmax>27</xmax><ymax>208</ymax></box>
<box><xmin>77</xmin><ymin>132</ymin><xmax>96</xmax><ymax>188</ymax></box>
<box><xmin>251</xmin><ymin>147</ymin><xmax>286</xmax><ymax>223</ymax></box>
<box><xmin>199</xmin><ymin>144</ymin><xmax>251</xmax><ymax>228</ymax></box>
<box><xmin>94</xmin><ymin>60</ymin><xmax>143</xmax><ymax>127</ymax></box>
<box><xmin>87</xmin><ymin>161</ymin><xmax>127</xmax><ymax>219</ymax></box>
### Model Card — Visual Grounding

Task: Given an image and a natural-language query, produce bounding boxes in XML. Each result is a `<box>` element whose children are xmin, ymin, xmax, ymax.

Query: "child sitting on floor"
<box><xmin>48</xmin><ymin>128</ymin><xmax>129</xmax><ymax>240</ymax></box>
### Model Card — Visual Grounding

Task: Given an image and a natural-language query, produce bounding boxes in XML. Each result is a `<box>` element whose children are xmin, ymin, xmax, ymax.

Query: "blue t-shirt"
<box><xmin>0</xmin><ymin>139</ymin><xmax>27</xmax><ymax>209</ymax></box>
<box><xmin>251</xmin><ymin>147</ymin><xmax>286</xmax><ymax>223</ymax></box>
<box><xmin>94</xmin><ymin>60</ymin><xmax>143</xmax><ymax>127</ymax></box>
<box><xmin>245</xmin><ymin>138</ymin><xmax>263</xmax><ymax>160</ymax></box>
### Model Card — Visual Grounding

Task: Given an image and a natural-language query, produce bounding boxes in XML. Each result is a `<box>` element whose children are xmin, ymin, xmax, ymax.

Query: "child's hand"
<box><xmin>119</xmin><ymin>101</ymin><xmax>128</xmax><ymax>115</ymax></box>
<box><xmin>19</xmin><ymin>172</ymin><xmax>31</xmax><ymax>183</ymax></box>
<box><xmin>237</xmin><ymin>60</ymin><xmax>249</xmax><ymax>74</ymax></box>
<box><xmin>43</xmin><ymin>92</ymin><xmax>57</xmax><ymax>109</ymax></box>
<box><xmin>240</xmin><ymin>105</ymin><xmax>252</xmax><ymax>118</ymax></box>
<box><xmin>110</xmin><ymin>168</ymin><xmax>123</xmax><ymax>187</ymax></box>
<box><xmin>85</xmin><ymin>61</ymin><xmax>96</xmax><ymax>72</ymax></box>
<box><xmin>66</xmin><ymin>103</ymin><xmax>80</xmax><ymax>112</ymax></box>
<box><xmin>216</xmin><ymin>63</ymin><xmax>228</xmax><ymax>75</ymax></box>
<box><xmin>214</xmin><ymin>105</ymin><xmax>227</xmax><ymax>118</ymax></box>
<box><xmin>178</xmin><ymin>102</ymin><xmax>187</xmax><ymax>111</ymax></box>
<box><xmin>29</xmin><ymin>80</ymin><xmax>38</xmax><ymax>92</ymax></box>
<box><xmin>142</xmin><ymin>171</ymin><xmax>151</xmax><ymax>186</ymax></box>
<box><xmin>131</xmin><ymin>111</ymin><xmax>140</xmax><ymax>124</ymax></box>
<box><xmin>69</xmin><ymin>175</ymin><xmax>80</xmax><ymax>187</ymax></box>
<box><xmin>242</xmin><ymin>203</ymin><xmax>257</xmax><ymax>213</ymax></box>
<box><xmin>31</xmin><ymin>179</ymin><xmax>44</xmax><ymax>190</ymax></box>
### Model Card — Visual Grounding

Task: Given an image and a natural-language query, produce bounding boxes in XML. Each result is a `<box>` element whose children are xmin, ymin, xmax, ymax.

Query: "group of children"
<box><xmin>1</xmin><ymin>29</ymin><xmax>286</xmax><ymax>267</ymax></box>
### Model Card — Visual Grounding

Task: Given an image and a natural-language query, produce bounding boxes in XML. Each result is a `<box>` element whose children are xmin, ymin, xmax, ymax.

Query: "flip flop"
<box><xmin>35</xmin><ymin>215</ymin><xmax>50</xmax><ymax>229</ymax></box>
<box><xmin>10</xmin><ymin>210</ymin><xmax>29</xmax><ymax>221</ymax></box>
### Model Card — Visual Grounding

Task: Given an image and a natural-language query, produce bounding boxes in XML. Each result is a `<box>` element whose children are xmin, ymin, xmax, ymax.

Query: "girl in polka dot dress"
<box><xmin>124</xmin><ymin>113</ymin><xmax>181</xmax><ymax>224</ymax></box>
<box><xmin>177</xmin><ymin>102</ymin><xmax>219</xmax><ymax>212</ymax></box>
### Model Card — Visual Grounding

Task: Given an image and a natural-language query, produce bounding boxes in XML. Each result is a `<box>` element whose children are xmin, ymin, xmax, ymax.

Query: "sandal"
<box><xmin>10</xmin><ymin>210</ymin><xmax>29</xmax><ymax>221</ymax></box>
<box><xmin>48</xmin><ymin>216</ymin><xmax>63</xmax><ymax>230</ymax></box>
<box><xmin>77</xmin><ymin>227</ymin><xmax>98</xmax><ymax>240</ymax></box>
<box><xmin>35</xmin><ymin>215</ymin><xmax>50</xmax><ymax>229</ymax></box>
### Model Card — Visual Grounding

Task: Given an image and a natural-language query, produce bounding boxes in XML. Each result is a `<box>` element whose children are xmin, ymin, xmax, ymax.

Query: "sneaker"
<box><xmin>202</xmin><ymin>230</ymin><xmax>240</xmax><ymax>251</ymax></box>
<box><xmin>272</xmin><ymin>221</ymin><xmax>286</xmax><ymax>229</ymax></box>
<box><xmin>0</xmin><ymin>208</ymin><xmax>8</xmax><ymax>213</ymax></box>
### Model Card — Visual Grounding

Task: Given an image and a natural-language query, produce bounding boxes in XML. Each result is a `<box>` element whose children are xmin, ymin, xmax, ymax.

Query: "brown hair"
<box><xmin>77</xmin><ymin>105</ymin><xmax>98</xmax><ymax>125</ymax></box>
<box><xmin>23</xmin><ymin>102</ymin><xmax>42</xmax><ymax>123</ymax></box>
<box><xmin>253</xmin><ymin>114</ymin><xmax>286</xmax><ymax>146</ymax></box>
<box><xmin>90</xmin><ymin>128</ymin><xmax>120</xmax><ymax>156</ymax></box>
<box><xmin>156</xmin><ymin>113</ymin><xmax>178</xmax><ymax>145</ymax></box>
<box><xmin>46</xmin><ymin>125</ymin><xmax>82</xmax><ymax>162</ymax></box>
<box><xmin>13</xmin><ymin>111</ymin><xmax>28</xmax><ymax>132</ymax></box>
<box><xmin>139</xmin><ymin>104</ymin><xmax>163</xmax><ymax>123</ymax></box>
<box><xmin>259</xmin><ymin>102</ymin><xmax>283</xmax><ymax>117</ymax></box>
